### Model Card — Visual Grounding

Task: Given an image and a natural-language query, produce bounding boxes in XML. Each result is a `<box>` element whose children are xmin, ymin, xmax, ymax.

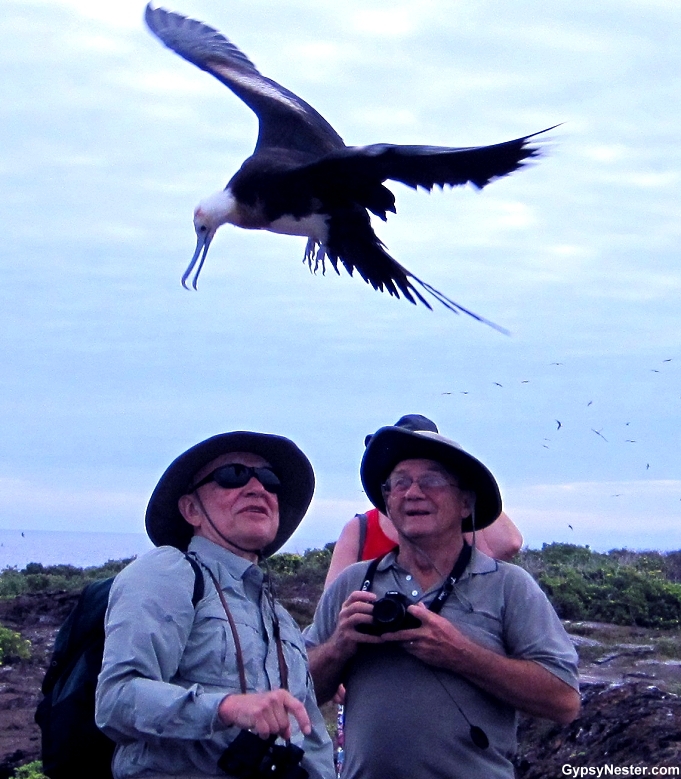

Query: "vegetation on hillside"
<box><xmin>3</xmin><ymin>542</ymin><xmax>681</xmax><ymax>628</ymax></box>
<box><xmin>0</xmin><ymin>559</ymin><xmax>133</xmax><ymax>599</ymax></box>
<box><xmin>517</xmin><ymin>543</ymin><xmax>681</xmax><ymax>628</ymax></box>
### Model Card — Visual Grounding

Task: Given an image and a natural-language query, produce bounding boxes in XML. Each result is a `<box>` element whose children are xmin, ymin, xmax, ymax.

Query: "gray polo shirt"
<box><xmin>96</xmin><ymin>536</ymin><xmax>334</xmax><ymax>779</ymax></box>
<box><xmin>304</xmin><ymin>548</ymin><xmax>579</xmax><ymax>779</ymax></box>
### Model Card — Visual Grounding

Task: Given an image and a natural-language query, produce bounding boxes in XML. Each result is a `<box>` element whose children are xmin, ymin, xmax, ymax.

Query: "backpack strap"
<box><xmin>184</xmin><ymin>553</ymin><xmax>205</xmax><ymax>606</ymax></box>
<box><xmin>355</xmin><ymin>513</ymin><xmax>368</xmax><ymax>562</ymax></box>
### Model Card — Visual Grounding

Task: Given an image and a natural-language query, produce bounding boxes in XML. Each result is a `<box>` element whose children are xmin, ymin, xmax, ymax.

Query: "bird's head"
<box><xmin>182</xmin><ymin>190</ymin><xmax>237</xmax><ymax>289</ymax></box>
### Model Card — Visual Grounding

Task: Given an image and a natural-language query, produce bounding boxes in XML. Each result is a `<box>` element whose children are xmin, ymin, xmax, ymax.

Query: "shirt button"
<box><xmin>405</xmin><ymin>575</ymin><xmax>412</xmax><ymax>581</ymax></box>
<box><xmin>411</xmin><ymin>590</ymin><xmax>419</xmax><ymax>597</ymax></box>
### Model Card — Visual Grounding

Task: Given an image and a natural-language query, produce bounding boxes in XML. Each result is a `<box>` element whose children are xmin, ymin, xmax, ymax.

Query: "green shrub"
<box><xmin>516</xmin><ymin>543</ymin><xmax>681</xmax><ymax>628</ymax></box>
<box><xmin>13</xmin><ymin>761</ymin><xmax>47</xmax><ymax>779</ymax></box>
<box><xmin>0</xmin><ymin>623</ymin><xmax>31</xmax><ymax>664</ymax></box>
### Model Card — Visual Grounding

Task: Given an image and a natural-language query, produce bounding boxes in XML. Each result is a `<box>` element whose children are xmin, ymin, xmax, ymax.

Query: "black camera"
<box><xmin>356</xmin><ymin>591</ymin><xmax>422</xmax><ymax>636</ymax></box>
<box><xmin>218</xmin><ymin>730</ymin><xmax>308</xmax><ymax>779</ymax></box>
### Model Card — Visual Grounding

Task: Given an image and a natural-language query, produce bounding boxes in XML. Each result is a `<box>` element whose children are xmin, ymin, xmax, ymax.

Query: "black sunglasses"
<box><xmin>189</xmin><ymin>464</ymin><xmax>281</xmax><ymax>494</ymax></box>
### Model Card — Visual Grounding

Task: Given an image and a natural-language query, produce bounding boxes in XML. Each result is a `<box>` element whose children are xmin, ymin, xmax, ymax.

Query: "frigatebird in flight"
<box><xmin>145</xmin><ymin>5</ymin><xmax>554</xmax><ymax>330</ymax></box>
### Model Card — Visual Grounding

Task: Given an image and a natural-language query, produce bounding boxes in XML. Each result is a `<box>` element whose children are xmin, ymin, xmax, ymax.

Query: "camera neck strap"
<box><xmin>202</xmin><ymin>565</ymin><xmax>289</xmax><ymax>695</ymax></box>
<box><xmin>360</xmin><ymin>542</ymin><xmax>472</xmax><ymax>615</ymax></box>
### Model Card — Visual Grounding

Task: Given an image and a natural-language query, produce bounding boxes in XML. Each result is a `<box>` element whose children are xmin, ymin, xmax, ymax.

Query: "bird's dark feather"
<box><xmin>322</xmin><ymin>207</ymin><xmax>509</xmax><ymax>332</ymax></box>
<box><xmin>144</xmin><ymin>4</ymin><xmax>345</xmax><ymax>156</ymax></box>
<box><xmin>290</xmin><ymin>133</ymin><xmax>550</xmax><ymax>197</ymax></box>
<box><xmin>229</xmin><ymin>150</ymin><xmax>397</xmax><ymax>222</ymax></box>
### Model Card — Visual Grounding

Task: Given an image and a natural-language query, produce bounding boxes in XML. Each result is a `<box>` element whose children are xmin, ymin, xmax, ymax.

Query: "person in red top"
<box><xmin>325</xmin><ymin>414</ymin><xmax>523</xmax><ymax>588</ymax></box>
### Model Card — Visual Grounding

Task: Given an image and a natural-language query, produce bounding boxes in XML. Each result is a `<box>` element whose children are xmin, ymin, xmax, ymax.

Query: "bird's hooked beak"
<box><xmin>182</xmin><ymin>224</ymin><xmax>215</xmax><ymax>290</ymax></box>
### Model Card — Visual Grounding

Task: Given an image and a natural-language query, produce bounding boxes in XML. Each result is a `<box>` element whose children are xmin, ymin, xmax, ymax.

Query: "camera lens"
<box><xmin>372</xmin><ymin>596</ymin><xmax>406</xmax><ymax>626</ymax></box>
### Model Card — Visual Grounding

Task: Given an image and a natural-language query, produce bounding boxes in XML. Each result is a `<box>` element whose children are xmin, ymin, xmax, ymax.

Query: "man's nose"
<box><xmin>243</xmin><ymin>476</ymin><xmax>266</xmax><ymax>494</ymax></box>
<box><xmin>403</xmin><ymin>479</ymin><xmax>427</xmax><ymax>497</ymax></box>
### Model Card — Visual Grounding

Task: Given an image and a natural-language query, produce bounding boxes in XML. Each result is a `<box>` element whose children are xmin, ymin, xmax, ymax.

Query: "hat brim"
<box><xmin>145</xmin><ymin>432</ymin><xmax>314</xmax><ymax>557</ymax></box>
<box><xmin>360</xmin><ymin>427</ymin><xmax>501</xmax><ymax>532</ymax></box>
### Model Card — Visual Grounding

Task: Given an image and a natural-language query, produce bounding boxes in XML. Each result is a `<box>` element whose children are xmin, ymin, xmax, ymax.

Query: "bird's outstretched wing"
<box><xmin>291</xmin><ymin>130</ymin><xmax>553</xmax><ymax>203</ymax></box>
<box><xmin>144</xmin><ymin>5</ymin><xmax>344</xmax><ymax>155</ymax></box>
<box><xmin>322</xmin><ymin>207</ymin><xmax>508</xmax><ymax>333</ymax></box>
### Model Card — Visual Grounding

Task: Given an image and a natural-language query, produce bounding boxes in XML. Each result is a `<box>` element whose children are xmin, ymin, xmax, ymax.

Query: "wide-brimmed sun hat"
<box><xmin>145</xmin><ymin>431</ymin><xmax>314</xmax><ymax>557</ymax></box>
<box><xmin>360</xmin><ymin>426</ymin><xmax>502</xmax><ymax>531</ymax></box>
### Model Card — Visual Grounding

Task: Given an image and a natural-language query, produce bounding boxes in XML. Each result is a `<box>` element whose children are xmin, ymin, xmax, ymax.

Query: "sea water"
<box><xmin>0</xmin><ymin>529</ymin><xmax>155</xmax><ymax>570</ymax></box>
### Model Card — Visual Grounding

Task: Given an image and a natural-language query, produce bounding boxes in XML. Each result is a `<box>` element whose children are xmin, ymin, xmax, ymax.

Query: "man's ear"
<box><xmin>461</xmin><ymin>491</ymin><xmax>476</xmax><ymax>519</ymax></box>
<box><xmin>178</xmin><ymin>494</ymin><xmax>202</xmax><ymax>528</ymax></box>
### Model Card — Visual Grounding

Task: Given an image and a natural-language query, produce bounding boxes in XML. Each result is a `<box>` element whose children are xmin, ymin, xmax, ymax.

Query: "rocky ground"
<box><xmin>1</xmin><ymin>594</ymin><xmax>681</xmax><ymax>778</ymax></box>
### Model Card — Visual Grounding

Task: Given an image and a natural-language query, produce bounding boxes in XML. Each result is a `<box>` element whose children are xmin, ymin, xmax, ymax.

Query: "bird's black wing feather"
<box><xmin>291</xmin><ymin>129</ymin><xmax>554</xmax><ymax>199</ymax></box>
<box><xmin>324</xmin><ymin>207</ymin><xmax>508</xmax><ymax>333</ymax></box>
<box><xmin>144</xmin><ymin>5</ymin><xmax>344</xmax><ymax>155</ymax></box>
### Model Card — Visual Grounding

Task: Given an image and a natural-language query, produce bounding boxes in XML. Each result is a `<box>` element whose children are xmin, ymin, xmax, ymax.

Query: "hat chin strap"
<box><xmin>468</xmin><ymin>502</ymin><xmax>477</xmax><ymax>547</ymax></box>
<box><xmin>193</xmin><ymin>492</ymin><xmax>265</xmax><ymax>558</ymax></box>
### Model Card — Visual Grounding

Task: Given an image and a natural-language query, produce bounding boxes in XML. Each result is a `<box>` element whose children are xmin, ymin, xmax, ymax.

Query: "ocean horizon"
<box><xmin>0</xmin><ymin>529</ymin><xmax>155</xmax><ymax>570</ymax></box>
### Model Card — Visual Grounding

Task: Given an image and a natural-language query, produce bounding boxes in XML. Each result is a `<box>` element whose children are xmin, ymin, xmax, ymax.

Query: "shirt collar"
<box><xmin>188</xmin><ymin>535</ymin><xmax>262</xmax><ymax>584</ymax></box>
<box><xmin>374</xmin><ymin>544</ymin><xmax>498</xmax><ymax>578</ymax></box>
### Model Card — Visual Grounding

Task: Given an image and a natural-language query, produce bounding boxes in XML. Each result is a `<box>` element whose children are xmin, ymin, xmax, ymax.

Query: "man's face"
<box><xmin>178</xmin><ymin>451</ymin><xmax>280</xmax><ymax>556</ymax></box>
<box><xmin>383</xmin><ymin>458</ymin><xmax>472</xmax><ymax>543</ymax></box>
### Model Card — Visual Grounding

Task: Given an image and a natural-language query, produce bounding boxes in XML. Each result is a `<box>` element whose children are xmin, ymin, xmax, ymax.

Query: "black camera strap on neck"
<box><xmin>360</xmin><ymin>542</ymin><xmax>472</xmax><ymax>615</ymax></box>
<box><xmin>429</xmin><ymin>542</ymin><xmax>471</xmax><ymax>615</ymax></box>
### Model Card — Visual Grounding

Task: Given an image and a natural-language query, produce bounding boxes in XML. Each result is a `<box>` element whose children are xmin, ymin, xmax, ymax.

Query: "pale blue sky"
<box><xmin>2</xmin><ymin>0</ymin><xmax>680</xmax><ymax>553</ymax></box>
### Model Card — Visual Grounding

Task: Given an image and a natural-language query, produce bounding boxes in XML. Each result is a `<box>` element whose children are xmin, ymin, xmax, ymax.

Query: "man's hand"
<box><xmin>382</xmin><ymin>602</ymin><xmax>580</xmax><ymax>724</ymax></box>
<box><xmin>330</xmin><ymin>590</ymin><xmax>382</xmax><ymax>660</ymax></box>
<box><xmin>380</xmin><ymin>601</ymin><xmax>469</xmax><ymax>669</ymax></box>
<box><xmin>307</xmin><ymin>590</ymin><xmax>382</xmax><ymax>704</ymax></box>
<box><xmin>218</xmin><ymin>690</ymin><xmax>311</xmax><ymax>740</ymax></box>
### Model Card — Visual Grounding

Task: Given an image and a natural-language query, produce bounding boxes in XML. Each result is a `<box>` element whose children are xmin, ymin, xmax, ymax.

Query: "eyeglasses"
<box><xmin>382</xmin><ymin>473</ymin><xmax>457</xmax><ymax>495</ymax></box>
<box><xmin>189</xmin><ymin>464</ymin><xmax>281</xmax><ymax>494</ymax></box>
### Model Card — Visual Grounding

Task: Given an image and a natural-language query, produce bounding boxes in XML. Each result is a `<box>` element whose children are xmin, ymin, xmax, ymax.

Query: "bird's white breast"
<box><xmin>268</xmin><ymin>212</ymin><xmax>329</xmax><ymax>242</ymax></box>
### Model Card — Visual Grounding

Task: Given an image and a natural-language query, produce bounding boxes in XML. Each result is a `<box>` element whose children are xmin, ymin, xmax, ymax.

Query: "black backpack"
<box><xmin>35</xmin><ymin>555</ymin><xmax>204</xmax><ymax>779</ymax></box>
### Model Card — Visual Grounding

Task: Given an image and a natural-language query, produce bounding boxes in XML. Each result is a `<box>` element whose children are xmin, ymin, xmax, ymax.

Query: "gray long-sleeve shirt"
<box><xmin>95</xmin><ymin>536</ymin><xmax>334</xmax><ymax>778</ymax></box>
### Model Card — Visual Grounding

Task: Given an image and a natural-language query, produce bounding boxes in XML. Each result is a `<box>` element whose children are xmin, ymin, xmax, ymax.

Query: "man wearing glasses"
<box><xmin>95</xmin><ymin>431</ymin><xmax>335</xmax><ymax>779</ymax></box>
<box><xmin>304</xmin><ymin>424</ymin><xmax>580</xmax><ymax>779</ymax></box>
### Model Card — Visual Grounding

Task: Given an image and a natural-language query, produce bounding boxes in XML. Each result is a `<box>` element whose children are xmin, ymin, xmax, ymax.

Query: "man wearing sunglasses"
<box><xmin>304</xmin><ymin>424</ymin><xmax>580</xmax><ymax>779</ymax></box>
<box><xmin>95</xmin><ymin>432</ymin><xmax>335</xmax><ymax>779</ymax></box>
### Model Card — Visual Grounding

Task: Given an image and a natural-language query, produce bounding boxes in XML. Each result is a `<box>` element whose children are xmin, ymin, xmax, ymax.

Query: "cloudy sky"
<box><xmin>2</xmin><ymin>0</ymin><xmax>680</xmax><ymax>555</ymax></box>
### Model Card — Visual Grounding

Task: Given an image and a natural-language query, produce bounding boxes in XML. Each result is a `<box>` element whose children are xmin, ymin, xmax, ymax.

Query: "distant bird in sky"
<box><xmin>591</xmin><ymin>428</ymin><xmax>608</xmax><ymax>442</ymax></box>
<box><xmin>493</xmin><ymin>382</ymin><xmax>503</xmax><ymax>387</ymax></box>
<box><xmin>556</xmin><ymin>419</ymin><xmax>562</xmax><ymax>430</ymax></box>
<box><xmin>144</xmin><ymin>5</ymin><xmax>555</xmax><ymax>330</ymax></box>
